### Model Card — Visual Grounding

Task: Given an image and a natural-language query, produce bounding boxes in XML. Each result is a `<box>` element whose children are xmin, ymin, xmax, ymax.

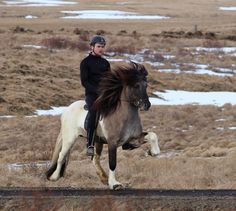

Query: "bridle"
<box><xmin>120</xmin><ymin>98</ymin><xmax>149</xmax><ymax>109</ymax></box>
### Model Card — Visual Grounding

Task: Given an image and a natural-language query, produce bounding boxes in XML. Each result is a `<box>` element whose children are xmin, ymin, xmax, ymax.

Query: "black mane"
<box><xmin>93</xmin><ymin>62</ymin><xmax>148</xmax><ymax>118</ymax></box>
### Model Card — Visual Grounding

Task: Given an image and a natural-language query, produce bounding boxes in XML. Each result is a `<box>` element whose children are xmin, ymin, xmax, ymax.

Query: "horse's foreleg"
<box><xmin>108</xmin><ymin>144</ymin><xmax>123</xmax><ymax>190</ymax></box>
<box><xmin>49</xmin><ymin>133</ymin><xmax>76</xmax><ymax>181</ymax></box>
<box><xmin>93</xmin><ymin>142</ymin><xmax>108</xmax><ymax>185</ymax></box>
<box><xmin>145</xmin><ymin>131</ymin><xmax>160</xmax><ymax>156</ymax></box>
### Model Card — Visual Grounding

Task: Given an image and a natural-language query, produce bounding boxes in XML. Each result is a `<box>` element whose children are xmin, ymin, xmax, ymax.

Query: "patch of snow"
<box><xmin>191</xmin><ymin>47</ymin><xmax>236</xmax><ymax>54</ymax></box>
<box><xmin>157</xmin><ymin>150</ymin><xmax>182</xmax><ymax>158</ymax></box>
<box><xmin>22</xmin><ymin>44</ymin><xmax>46</xmax><ymax>49</ymax></box>
<box><xmin>6</xmin><ymin>161</ymin><xmax>50</xmax><ymax>172</ymax></box>
<box><xmin>158</xmin><ymin>63</ymin><xmax>235</xmax><ymax>77</ymax></box>
<box><xmin>0</xmin><ymin>115</ymin><xmax>15</xmax><ymax>118</ymax></box>
<box><xmin>107</xmin><ymin>58</ymin><xmax>129</xmax><ymax>62</ymax></box>
<box><xmin>219</xmin><ymin>7</ymin><xmax>236</xmax><ymax>11</ymax></box>
<box><xmin>158</xmin><ymin>69</ymin><xmax>181</xmax><ymax>74</ymax></box>
<box><xmin>106</xmin><ymin>50</ymin><xmax>165</xmax><ymax>67</ymax></box>
<box><xmin>61</xmin><ymin>10</ymin><xmax>170</xmax><ymax>20</ymax></box>
<box><xmin>144</xmin><ymin>61</ymin><xmax>164</xmax><ymax>67</ymax></box>
<box><xmin>2</xmin><ymin>0</ymin><xmax>77</xmax><ymax>7</ymax></box>
<box><xmin>25</xmin><ymin>15</ymin><xmax>38</xmax><ymax>19</ymax></box>
<box><xmin>35</xmin><ymin>106</ymin><xmax>67</xmax><ymax>116</ymax></box>
<box><xmin>1</xmin><ymin>90</ymin><xmax>236</xmax><ymax>118</ymax></box>
<box><xmin>215</xmin><ymin>119</ymin><xmax>226</xmax><ymax>122</ymax></box>
<box><xmin>163</xmin><ymin>55</ymin><xmax>175</xmax><ymax>59</ymax></box>
<box><xmin>150</xmin><ymin>90</ymin><xmax>236</xmax><ymax>106</ymax></box>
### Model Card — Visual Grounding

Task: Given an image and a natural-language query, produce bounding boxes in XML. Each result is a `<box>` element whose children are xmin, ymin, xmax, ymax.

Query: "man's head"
<box><xmin>90</xmin><ymin>35</ymin><xmax>106</xmax><ymax>56</ymax></box>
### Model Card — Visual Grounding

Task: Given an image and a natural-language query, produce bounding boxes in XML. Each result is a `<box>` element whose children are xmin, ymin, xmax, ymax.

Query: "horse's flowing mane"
<box><xmin>93</xmin><ymin>62</ymin><xmax>148</xmax><ymax>118</ymax></box>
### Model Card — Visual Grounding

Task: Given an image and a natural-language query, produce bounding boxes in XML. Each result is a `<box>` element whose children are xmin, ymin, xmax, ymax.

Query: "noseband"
<box><xmin>121</xmin><ymin>98</ymin><xmax>149</xmax><ymax>109</ymax></box>
<box><xmin>133</xmin><ymin>99</ymin><xmax>144</xmax><ymax>108</ymax></box>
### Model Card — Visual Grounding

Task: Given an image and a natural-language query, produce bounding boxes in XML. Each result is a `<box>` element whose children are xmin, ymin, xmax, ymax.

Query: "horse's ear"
<box><xmin>130</xmin><ymin>61</ymin><xmax>148</xmax><ymax>77</ymax></box>
<box><xmin>139</xmin><ymin>63</ymin><xmax>148</xmax><ymax>76</ymax></box>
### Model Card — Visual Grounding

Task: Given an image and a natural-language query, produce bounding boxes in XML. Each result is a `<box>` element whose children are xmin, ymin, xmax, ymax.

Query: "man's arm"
<box><xmin>80</xmin><ymin>60</ymin><xmax>96</xmax><ymax>92</ymax></box>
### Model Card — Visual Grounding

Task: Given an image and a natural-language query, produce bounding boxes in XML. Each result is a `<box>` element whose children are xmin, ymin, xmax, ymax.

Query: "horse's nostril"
<box><xmin>145</xmin><ymin>101</ymin><xmax>151</xmax><ymax>110</ymax></box>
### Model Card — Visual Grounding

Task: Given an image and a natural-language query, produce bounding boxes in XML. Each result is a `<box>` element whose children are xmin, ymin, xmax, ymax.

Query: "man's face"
<box><xmin>91</xmin><ymin>43</ymin><xmax>105</xmax><ymax>56</ymax></box>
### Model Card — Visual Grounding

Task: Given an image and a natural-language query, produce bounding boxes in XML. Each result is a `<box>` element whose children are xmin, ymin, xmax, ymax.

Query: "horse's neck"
<box><xmin>118</xmin><ymin>92</ymin><xmax>142</xmax><ymax>127</ymax></box>
<box><xmin>120</xmin><ymin>90</ymin><xmax>138</xmax><ymax>114</ymax></box>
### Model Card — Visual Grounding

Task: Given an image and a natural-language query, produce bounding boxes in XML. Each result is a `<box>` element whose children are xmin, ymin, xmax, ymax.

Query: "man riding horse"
<box><xmin>80</xmin><ymin>35</ymin><xmax>110</xmax><ymax>157</ymax></box>
<box><xmin>46</xmin><ymin>60</ymin><xmax>160</xmax><ymax>189</ymax></box>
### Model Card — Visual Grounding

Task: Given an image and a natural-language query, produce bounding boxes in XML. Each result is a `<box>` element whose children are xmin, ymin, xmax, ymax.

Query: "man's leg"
<box><xmin>85</xmin><ymin>95</ymin><xmax>98</xmax><ymax>156</ymax></box>
<box><xmin>86</xmin><ymin>110</ymin><xmax>97</xmax><ymax>156</ymax></box>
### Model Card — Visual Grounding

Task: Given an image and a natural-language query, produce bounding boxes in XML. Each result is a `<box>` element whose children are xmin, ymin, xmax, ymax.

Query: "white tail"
<box><xmin>51</xmin><ymin>130</ymin><xmax>62</xmax><ymax>165</ymax></box>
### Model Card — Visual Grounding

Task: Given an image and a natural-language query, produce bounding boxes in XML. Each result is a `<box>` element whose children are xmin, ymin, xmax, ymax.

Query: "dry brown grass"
<box><xmin>41</xmin><ymin>36</ymin><xmax>89</xmax><ymax>51</ymax></box>
<box><xmin>0</xmin><ymin>32</ymin><xmax>236</xmax><ymax>115</ymax></box>
<box><xmin>0</xmin><ymin>105</ymin><xmax>236</xmax><ymax>189</ymax></box>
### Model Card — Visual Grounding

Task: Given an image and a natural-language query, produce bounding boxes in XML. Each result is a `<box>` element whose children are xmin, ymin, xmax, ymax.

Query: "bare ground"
<box><xmin>0</xmin><ymin>0</ymin><xmax>236</xmax><ymax>196</ymax></box>
<box><xmin>1</xmin><ymin>188</ymin><xmax>236</xmax><ymax>211</ymax></box>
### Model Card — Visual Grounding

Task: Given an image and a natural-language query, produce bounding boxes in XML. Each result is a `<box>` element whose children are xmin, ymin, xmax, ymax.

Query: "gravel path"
<box><xmin>1</xmin><ymin>188</ymin><xmax>236</xmax><ymax>210</ymax></box>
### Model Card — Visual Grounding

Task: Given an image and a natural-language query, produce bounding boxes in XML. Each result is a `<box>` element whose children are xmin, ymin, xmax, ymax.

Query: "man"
<box><xmin>80</xmin><ymin>35</ymin><xmax>110</xmax><ymax>156</ymax></box>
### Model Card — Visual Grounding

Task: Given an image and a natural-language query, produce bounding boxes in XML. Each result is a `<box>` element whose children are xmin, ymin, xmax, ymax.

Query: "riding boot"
<box><xmin>87</xmin><ymin>128</ymin><xmax>95</xmax><ymax>156</ymax></box>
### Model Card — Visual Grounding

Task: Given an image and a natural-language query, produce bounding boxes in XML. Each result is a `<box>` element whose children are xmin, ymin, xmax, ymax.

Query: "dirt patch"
<box><xmin>1</xmin><ymin>188</ymin><xmax>236</xmax><ymax>211</ymax></box>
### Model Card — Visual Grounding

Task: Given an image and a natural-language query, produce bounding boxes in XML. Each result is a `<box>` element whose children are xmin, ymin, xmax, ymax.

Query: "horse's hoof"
<box><xmin>147</xmin><ymin>149</ymin><xmax>159</xmax><ymax>157</ymax></box>
<box><xmin>49</xmin><ymin>175</ymin><xmax>59</xmax><ymax>181</ymax></box>
<box><xmin>113</xmin><ymin>184</ymin><xmax>124</xmax><ymax>190</ymax></box>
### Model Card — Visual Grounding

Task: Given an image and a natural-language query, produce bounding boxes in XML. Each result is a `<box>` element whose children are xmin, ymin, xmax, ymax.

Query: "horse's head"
<box><xmin>124</xmin><ymin>62</ymin><xmax>151</xmax><ymax>111</ymax></box>
<box><xmin>94</xmin><ymin>62</ymin><xmax>151</xmax><ymax>118</ymax></box>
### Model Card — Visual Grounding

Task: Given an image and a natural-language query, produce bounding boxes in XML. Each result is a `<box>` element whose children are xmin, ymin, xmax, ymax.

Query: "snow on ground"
<box><xmin>150</xmin><ymin>90</ymin><xmax>236</xmax><ymax>106</ymax></box>
<box><xmin>107</xmin><ymin>48</ymin><xmax>236</xmax><ymax>76</ymax></box>
<box><xmin>2</xmin><ymin>0</ymin><xmax>77</xmax><ymax>7</ymax></box>
<box><xmin>31</xmin><ymin>90</ymin><xmax>236</xmax><ymax>116</ymax></box>
<box><xmin>35</xmin><ymin>106</ymin><xmax>67</xmax><ymax>116</ymax></box>
<box><xmin>25</xmin><ymin>15</ymin><xmax>38</xmax><ymax>19</ymax></box>
<box><xmin>1</xmin><ymin>90</ymin><xmax>236</xmax><ymax>118</ymax></box>
<box><xmin>158</xmin><ymin>64</ymin><xmax>235</xmax><ymax>77</ymax></box>
<box><xmin>219</xmin><ymin>7</ymin><xmax>236</xmax><ymax>11</ymax></box>
<box><xmin>21</xmin><ymin>46</ymin><xmax>235</xmax><ymax>76</ymax></box>
<box><xmin>22</xmin><ymin>44</ymin><xmax>46</xmax><ymax>49</ymax></box>
<box><xmin>190</xmin><ymin>47</ymin><xmax>236</xmax><ymax>54</ymax></box>
<box><xmin>61</xmin><ymin>10</ymin><xmax>170</xmax><ymax>20</ymax></box>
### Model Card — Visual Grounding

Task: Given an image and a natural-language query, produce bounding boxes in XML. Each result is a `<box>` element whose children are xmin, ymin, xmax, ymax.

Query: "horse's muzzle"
<box><xmin>138</xmin><ymin>98</ymin><xmax>151</xmax><ymax>111</ymax></box>
<box><xmin>143</xmin><ymin>99</ymin><xmax>151</xmax><ymax>111</ymax></box>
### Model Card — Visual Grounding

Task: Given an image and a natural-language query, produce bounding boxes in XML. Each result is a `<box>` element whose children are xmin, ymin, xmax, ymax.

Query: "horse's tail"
<box><xmin>52</xmin><ymin>130</ymin><xmax>63</xmax><ymax>164</ymax></box>
<box><xmin>45</xmin><ymin>130</ymin><xmax>63</xmax><ymax>179</ymax></box>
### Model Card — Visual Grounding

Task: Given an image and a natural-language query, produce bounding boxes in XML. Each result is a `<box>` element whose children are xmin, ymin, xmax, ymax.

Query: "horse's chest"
<box><xmin>120</xmin><ymin>119</ymin><xmax>142</xmax><ymax>142</ymax></box>
<box><xmin>101</xmin><ymin>110</ymin><xmax>142</xmax><ymax>144</ymax></box>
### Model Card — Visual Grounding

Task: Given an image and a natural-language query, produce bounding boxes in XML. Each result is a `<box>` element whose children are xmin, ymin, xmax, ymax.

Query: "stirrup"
<box><xmin>87</xmin><ymin>146</ymin><xmax>94</xmax><ymax>156</ymax></box>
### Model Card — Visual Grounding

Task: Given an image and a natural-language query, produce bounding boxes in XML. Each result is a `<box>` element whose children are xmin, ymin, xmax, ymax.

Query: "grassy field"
<box><xmin>0</xmin><ymin>0</ymin><xmax>236</xmax><ymax>190</ymax></box>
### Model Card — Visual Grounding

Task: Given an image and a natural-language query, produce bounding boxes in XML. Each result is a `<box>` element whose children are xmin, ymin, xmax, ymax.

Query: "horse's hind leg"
<box><xmin>93</xmin><ymin>142</ymin><xmax>108</xmax><ymax>185</ymax></box>
<box><xmin>49</xmin><ymin>131</ymin><xmax>77</xmax><ymax>181</ymax></box>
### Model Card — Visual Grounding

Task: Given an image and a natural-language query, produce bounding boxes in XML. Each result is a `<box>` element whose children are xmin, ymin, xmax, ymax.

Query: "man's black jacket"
<box><xmin>80</xmin><ymin>53</ymin><xmax>110</xmax><ymax>96</ymax></box>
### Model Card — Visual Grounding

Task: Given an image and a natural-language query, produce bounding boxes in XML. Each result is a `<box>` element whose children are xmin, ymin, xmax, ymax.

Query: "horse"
<box><xmin>46</xmin><ymin>62</ymin><xmax>160</xmax><ymax>190</ymax></box>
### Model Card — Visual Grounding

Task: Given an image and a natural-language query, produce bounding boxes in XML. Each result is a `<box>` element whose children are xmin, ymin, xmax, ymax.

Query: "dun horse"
<box><xmin>46</xmin><ymin>62</ymin><xmax>160</xmax><ymax>190</ymax></box>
